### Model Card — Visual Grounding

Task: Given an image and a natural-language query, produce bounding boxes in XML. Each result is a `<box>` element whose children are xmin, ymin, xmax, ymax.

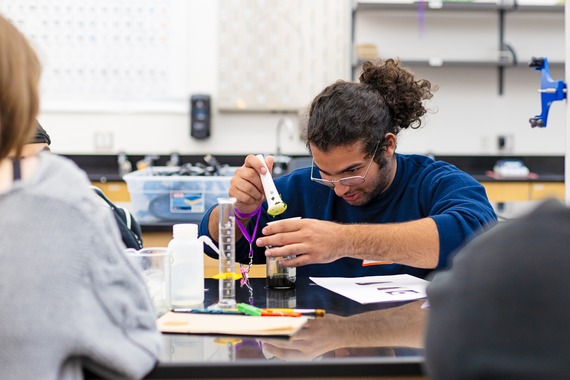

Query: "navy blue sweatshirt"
<box><xmin>199</xmin><ymin>154</ymin><xmax>497</xmax><ymax>279</ymax></box>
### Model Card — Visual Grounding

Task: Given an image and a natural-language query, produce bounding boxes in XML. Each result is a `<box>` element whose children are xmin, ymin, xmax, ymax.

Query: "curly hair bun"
<box><xmin>359</xmin><ymin>59</ymin><xmax>435</xmax><ymax>130</ymax></box>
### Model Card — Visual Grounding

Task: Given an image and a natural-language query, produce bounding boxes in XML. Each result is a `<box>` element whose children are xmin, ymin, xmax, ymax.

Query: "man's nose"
<box><xmin>333</xmin><ymin>182</ymin><xmax>351</xmax><ymax>197</ymax></box>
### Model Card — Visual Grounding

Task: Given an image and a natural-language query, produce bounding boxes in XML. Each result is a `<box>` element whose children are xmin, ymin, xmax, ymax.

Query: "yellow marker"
<box><xmin>256</xmin><ymin>154</ymin><xmax>287</xmax><ymax>216</ymax></box>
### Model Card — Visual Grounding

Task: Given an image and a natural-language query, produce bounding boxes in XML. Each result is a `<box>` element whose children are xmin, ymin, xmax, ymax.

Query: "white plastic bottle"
<box><xmin>168</xmin><ymin>223</ymin><xmax>204</xmax><ymax>307</ymax></box>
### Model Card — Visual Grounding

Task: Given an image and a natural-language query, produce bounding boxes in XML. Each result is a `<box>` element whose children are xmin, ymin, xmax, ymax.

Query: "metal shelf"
<box><xmin>356</xmin><ymin>1</ymin><xmax>563</xmax><ymax>13</ymax></box>
<box><xmin>352</xmin><ymin>1</ymin><xmax>564</xmax><ymax>94</ymax></box>
<box><xmin>355</xmin><ymin>58</ymin><xmax>564</xmax><ymax>71</ymax></box>
<box><xmin>356</xmin><ymin>57</ymin><xmax>518</xmax><ymax>68</ymax></box>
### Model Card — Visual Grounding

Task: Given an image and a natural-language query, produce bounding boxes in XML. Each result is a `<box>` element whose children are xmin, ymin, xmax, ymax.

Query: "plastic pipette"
<box><xmin>255</xmin><ymin>154</ymin><xmax>287</xmax><ymax>216</ymax></box>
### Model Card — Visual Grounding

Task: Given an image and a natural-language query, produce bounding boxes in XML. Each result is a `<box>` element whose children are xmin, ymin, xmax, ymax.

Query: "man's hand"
<box><xmin>256</xmin><ymin>217</ymin><xmax>439</xmax><ymax>269</ymax></box>
<box><xmin>256</xmin><ymin>218</ymin><xmax>346</xmax><ymax>266</ymax></box>
<box><xmin>259</xmin><ymin>315</ymin><xmax>346</xmax><ymax>360</ymax></box>
<box><xmin>208</xmin><ymin>154</ymin><xmax>275</xmax><ymax>242</ymax></box>
<box><xmin>229</xmin><ymin>154</ymin><xmax>275</xmax><ymax>214</ymax></box>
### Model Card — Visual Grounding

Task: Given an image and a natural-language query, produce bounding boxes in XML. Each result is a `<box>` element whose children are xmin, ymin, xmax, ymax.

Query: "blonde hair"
<box><xmin>0</xmin><ymin>14</ymin><xmax>41</xmax><ymax>160</ymax></box>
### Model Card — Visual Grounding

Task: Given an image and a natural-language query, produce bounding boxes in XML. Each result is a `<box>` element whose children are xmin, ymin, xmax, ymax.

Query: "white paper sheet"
<box><xmin>310</xmin><ymin>275</ymin><xmax>429</xmax><ymax>304</ymax></box>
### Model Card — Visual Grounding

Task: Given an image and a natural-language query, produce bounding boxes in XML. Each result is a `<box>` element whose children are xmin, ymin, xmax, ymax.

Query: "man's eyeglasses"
<box><xmin>310</xmin><ymin>142</ymin><xmax>380</xmax><ymax>188</ymax></box>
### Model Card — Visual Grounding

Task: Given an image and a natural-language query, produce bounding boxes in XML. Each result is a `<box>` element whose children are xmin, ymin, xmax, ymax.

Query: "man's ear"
<box><xmin>384</xmin><ymin>133</ymin><xmax>397</xmax><ymax>156</ymax></box>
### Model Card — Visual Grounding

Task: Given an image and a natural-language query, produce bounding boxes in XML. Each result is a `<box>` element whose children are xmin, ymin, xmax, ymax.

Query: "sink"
<box><xmin>285</xmin><ymin>157</ymin><xmax>312</xmax><ymax>173</ymax></box>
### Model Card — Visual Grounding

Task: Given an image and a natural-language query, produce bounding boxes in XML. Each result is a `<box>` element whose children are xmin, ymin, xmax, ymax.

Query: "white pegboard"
<box><xmin>0</xmin><ymin>0</ymin><xmax>189</xmax><ymax>113</ymax></box>
<box><xmin>217</xmin><ymin>0</ymin><xmax>352</xmax><ymax>112</ymax></box>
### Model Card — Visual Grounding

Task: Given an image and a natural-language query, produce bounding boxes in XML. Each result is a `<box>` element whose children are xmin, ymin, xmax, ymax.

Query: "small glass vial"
<box><xmin>266</xmin><ymin>287</ymin><xmax>296</xmax><ymax>308</ymax></box>
<box><xmin>265</xmin><ymin>218</ymin><xmax>300</xmax><ymax>290</ymax></box>
<box><xmin>266</xmin><ymin>255</ymin><xmax>296</xmax><ymax>289</ymax></box>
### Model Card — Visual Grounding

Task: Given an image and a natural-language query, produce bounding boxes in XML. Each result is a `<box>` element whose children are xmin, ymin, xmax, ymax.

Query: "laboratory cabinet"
<box><xmin>529</xmin><ymin>182</ymin><xmax>565</xmax><ymax>200</ymax></box>
<box><xmin>480</xmin><ymin>181</ymin><xmax>564</xmax><ymax>202</ymax></box>
<box><xmin>91</xmin><ymin>181</ymin><xmax>131</xmax><ymax>203</ymax></box>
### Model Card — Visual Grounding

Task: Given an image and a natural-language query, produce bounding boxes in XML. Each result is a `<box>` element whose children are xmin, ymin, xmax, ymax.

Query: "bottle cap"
<box><xmin>173</xmin><ymin>223</ymin><xmax>198</xmax><ymax>239</ymax></box>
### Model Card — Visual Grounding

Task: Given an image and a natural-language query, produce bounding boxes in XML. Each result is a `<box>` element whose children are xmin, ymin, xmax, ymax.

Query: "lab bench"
<box><xmin>86</xmin><ymin>277</ymin><xmax>427</xmax><ymax>380</ymax></box>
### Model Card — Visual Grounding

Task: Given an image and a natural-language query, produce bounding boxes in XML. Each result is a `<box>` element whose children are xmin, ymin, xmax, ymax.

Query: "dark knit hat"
<box><xmin>30</xmin><ymin>120</ymin><xmax>51</xmax><ymax>145</ymax></box>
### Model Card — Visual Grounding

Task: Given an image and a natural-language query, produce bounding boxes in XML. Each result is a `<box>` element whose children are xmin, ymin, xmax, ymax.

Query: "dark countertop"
<box><xmin>125</xmin><ymin>278</ymin><xmax>425</xmax><ymax>379</ymax></box>
<box><xmin>64</xmin><ymin>154</ymin><xmax>251</xmax><ymax>182</ymax></box>
<box><xmin>472</xmin><ymin>173</ymin><xmax>563</xmax><ymax>182</ymax></box>
<box><xmin>438</xmin><ymin>155</ymin><xmax>564</xmax><ymax>183</ymax></box>
<box><xmin>64</xmin><ymin>153</ymin><xmax>565</xmax><ymax>183</ymax></box>
<box><xmin>140</xmin><ymin>222</ymin><xmax>179</xmax><ymax>232</ymax></box>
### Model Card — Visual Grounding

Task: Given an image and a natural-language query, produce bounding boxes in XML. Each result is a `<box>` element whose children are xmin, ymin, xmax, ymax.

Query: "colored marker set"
<box><xmin>173</xmin><ymin>303</ymin><xmax>326</xmax><ymax>318</ymax></box>
<box><xmin>237</xmin><ymin>303</ymin><xmax>301</xmax><ymax>317</ymax></box>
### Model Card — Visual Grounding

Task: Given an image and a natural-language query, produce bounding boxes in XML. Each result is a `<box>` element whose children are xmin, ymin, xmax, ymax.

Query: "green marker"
<box><xmin>237</xmin><ymin>303</ymin><xmax>263</xmax><ymax>316</ymax></box>
<box><xmin>256</xmin><ymin>154</ymin><xmax>287</xmax><ymax>216</ymax></box>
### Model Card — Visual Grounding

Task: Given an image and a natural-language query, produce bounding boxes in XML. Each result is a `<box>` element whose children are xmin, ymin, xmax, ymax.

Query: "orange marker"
<box><xmin>264</xmin><ymin>308</ymin><xmax>325</xmax><ymax>317</ymax></box>
<box><xmin>261</xmin><ymin>310</ymin><xmax>302</xmax><ymax>317</ymax></box>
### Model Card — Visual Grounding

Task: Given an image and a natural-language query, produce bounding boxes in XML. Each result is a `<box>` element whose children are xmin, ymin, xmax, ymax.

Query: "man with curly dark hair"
<box><xmin>200</xmin><ymin>59</ymin><xmax>497</xmax><ymax>278</ymax></box>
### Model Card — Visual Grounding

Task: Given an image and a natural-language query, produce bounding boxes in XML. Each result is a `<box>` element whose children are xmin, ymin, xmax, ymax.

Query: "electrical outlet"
<box><xmin>480</xmin><ymin>136</ymin><xmax>491</xmax><ymax>152</ymax></box>
<box><xmin>497</xmin><ymin>134</ymin><xmax>514</xmax><ymax>153</ymax></box>
<box><xmin>94</xmin><ymin>131</ymin><xmax>114</xmax><ymax>150</ymax></box>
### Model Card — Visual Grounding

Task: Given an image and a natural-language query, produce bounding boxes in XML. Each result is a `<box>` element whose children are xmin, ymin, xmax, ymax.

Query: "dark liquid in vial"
<box><xmin>266</xmin><ymin>275</ymin><xmax>296</xmax><ymax>289</ymax></box>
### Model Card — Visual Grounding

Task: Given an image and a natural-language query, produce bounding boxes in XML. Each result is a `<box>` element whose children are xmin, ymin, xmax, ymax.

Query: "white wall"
<box><xmin>35</xmin><ymin>0</ymin><xmax>316</xmax><ymax>156</ymax></box>
<box><xmin>35</xmin><ymin>1</ymin><xmax>565</xmax><ymax>157</ymax></box>
<box><xmin>356</xmin><ymin>6</ymin><xmax>566</xmax><ymax>156</ymax></box>
<box><xmin>395</xmin><ymin>65</ymin><xmax>566</xmax><ymax>155</ymax></box>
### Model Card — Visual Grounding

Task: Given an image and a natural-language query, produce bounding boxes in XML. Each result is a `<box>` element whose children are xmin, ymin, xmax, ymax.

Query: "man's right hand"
<box><xmin>229</xmin><ymin>154</ymin><xmax>275</xmax><ymax>215</ymax></box>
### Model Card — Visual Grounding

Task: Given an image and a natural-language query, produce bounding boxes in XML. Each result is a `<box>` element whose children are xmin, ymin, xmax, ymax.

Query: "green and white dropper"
<box><xmin>255</xmin><ymin>154</ymin><xmax>287</xmax><ymax>217</ymax></box>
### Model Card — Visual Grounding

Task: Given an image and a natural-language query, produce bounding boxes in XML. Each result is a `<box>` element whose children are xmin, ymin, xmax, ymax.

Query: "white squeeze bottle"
<box><xmin>168</xmin><ymin>223</ymin><xmax>205</xmax><ymax>307</ymax></box>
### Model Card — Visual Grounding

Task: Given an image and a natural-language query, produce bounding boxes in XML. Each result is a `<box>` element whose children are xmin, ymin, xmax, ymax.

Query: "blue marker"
<box><xmin>172</xmin><ymin>308</ymin><xmax>243</xmax><ymax>315</ymax></box>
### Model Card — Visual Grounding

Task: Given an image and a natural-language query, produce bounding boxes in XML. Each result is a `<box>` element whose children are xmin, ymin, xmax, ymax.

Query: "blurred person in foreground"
<box><xmin>425</xmin><ymin>198</ymin><xmax>570</xmax><ymax>380</ymax></box>
<box><xmin>0</xmin><ymin>14</ymin><xmax>160</xmax><ymax>380</ymax></box>
<box><xmin>200</xmin><ymin>59</ymin><xmax>497</xmax><ymax>279</ymax></box>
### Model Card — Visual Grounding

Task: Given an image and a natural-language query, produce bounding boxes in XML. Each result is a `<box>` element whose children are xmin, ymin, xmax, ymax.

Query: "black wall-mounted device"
<box><xmin>190</xmin><ymin>94</ymin><xmax>211</xmax><ymax>139</ymax></box>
